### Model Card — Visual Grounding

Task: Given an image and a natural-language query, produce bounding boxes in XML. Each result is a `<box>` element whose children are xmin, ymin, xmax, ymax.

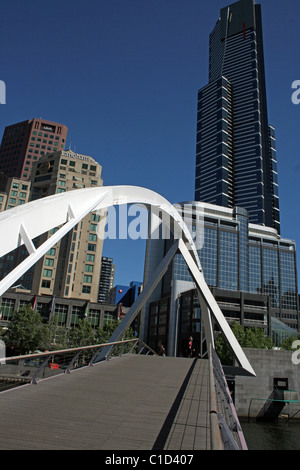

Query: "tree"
<box><xmin>280</xmin><ymin>334</ymin><xmax>300</xmax><ymax>351</ymax></box>
<box><xmin>215</xmin><ymin>321</ymin><xmax>273</xmax><ymax>365</ymax></box>
<box><xmin>41</xmin><ymin>317</ymin><xmax>69</xmax><ymax>351</ymax></box>
<box><xmin>67</xmin><ymin>319</ymin><xmax>96</xmax><ymax>348</ymax></box>
<box><xmin>4</xmin><ymin>305</ymin><xmax>46</xmax><ymax>355</ymax></box>
<box><xmin>96</xmin><ymin>320</ymin><xmax>136</xmax><ymax>355</ymax></box>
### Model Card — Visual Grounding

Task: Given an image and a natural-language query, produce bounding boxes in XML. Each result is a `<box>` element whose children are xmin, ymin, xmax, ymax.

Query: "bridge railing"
<box><xmin>0</xmin><ymin>338</ymin><xmax>157</xmax><ymax>390</ymax></box>
<box><xmin>209</xmin><ymin>345</ymin><xmax>248</xmax><ymax>450</ymax></box>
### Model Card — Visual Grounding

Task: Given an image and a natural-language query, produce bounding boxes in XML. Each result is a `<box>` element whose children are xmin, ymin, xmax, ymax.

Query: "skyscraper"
<box><xmin>28</xmin><ymin>149</ymin><xmax>104</xmax><ymax>302</ymax></box>
<box><xmin>195</xmin><ymin>0</ymin><xmax>280</xmax><ymax>233</ymax></box>
<box><xmin>0</xmin><ymin>118</ymin><xmax>68</xmax><ymax>180</ymax></box>
<box><xmin>98</xmin><ymin>257</ymin><xmax>115</xmax><ymax>303</ymax></box>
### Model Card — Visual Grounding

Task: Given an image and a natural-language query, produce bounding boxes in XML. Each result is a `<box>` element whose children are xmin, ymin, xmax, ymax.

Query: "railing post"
<box><xmin>209</xmin><ymin>345</ymin><xmax>224</xmax><ymax>450</ymax></box>
<box><xmin>65</xmin><ymin>350</ymin><xmax>83</xmax><ymax>374</ymax></box>
<box><xmin>31</xmin><ymin>354</ymin><xmax>52</xmax><ymax>384</ymax></box>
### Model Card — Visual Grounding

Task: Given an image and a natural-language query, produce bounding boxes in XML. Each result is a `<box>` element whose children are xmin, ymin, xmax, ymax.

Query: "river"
<box><xmin>240</xmin><ymin>418</ymin><xmax>300</xmax><ymax>450</ymax></box>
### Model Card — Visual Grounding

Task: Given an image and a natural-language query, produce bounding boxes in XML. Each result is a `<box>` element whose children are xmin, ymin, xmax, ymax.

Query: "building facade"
<box><xmin>195</xmin><ymin>0</ymin><xmax>280</xmax><ymax>233</ymax></box>
<box><xmin>107</xmin><ymin>281</ymin><xmax>143</xmax><ymax>307</ymax></box>
<box><xmin>0</xmin><ymin>150</ymin><xmax>105</xmax><ymax>303</ymax></box>
<box><xmin>0</xmin><ymin>177</ymin><xmax>33</xmax><ymax>288</ymax></box>
<box><xmin>27</xmin><ymin>150</ymin><xmax>105</xmax><ymax>302</ymax></box>
<box><xmin>0</xmin><ymin>118</ymin><xmax>68</xmax><ymax>180</ymax></box>
<box><xmin>98</xmin><ymin>257</ymin><xmax>115</xmax><ymax>303</ymax></box>
<box><xmin>0</xmin><ymin>290</ymin><xmax>128</xmax><ymax>332</ymax></box>
<box><xmin>142</xmin><ymin>202</ymin><xmax>299</xmax><ymax>356</ymax></box>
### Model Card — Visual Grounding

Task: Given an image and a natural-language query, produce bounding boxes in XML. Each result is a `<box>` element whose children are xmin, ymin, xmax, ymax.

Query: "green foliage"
<box><xmin>68</xmin><ymin>319</ymin><xmax>96</xmax><ymax>348</ymax></box>
<box><xmin>4</xmin><ymin>305</ymin><xmax>46</xmax><ymax>355</ymax></box>
<box><xmin>3</xmin><ymin>306</ymin><xmax>138</xmax><ymax>358</ymax></box>
<box><xmin>280</xmin><ymin>334</ymin><xmax>300</xmax><ymax>351</ymax></box>
<box><xmin>215</xmin><ymin>321</ymin><xmax>273</xmax><ymax>365</ymax></box>
<box><xmin>41</xmin><ymin>317</ymin><xmax>69</xmax><ymax>351</ymax></box>
<box><xmin>96</xmin><ymin>320</ymin><xmax>136</xmax><ymax>355</ymax></box>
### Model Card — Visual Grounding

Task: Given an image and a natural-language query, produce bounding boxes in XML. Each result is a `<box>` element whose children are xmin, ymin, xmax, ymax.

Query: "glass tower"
<box><xmin>195</xmin><ymin>0</ymin><xmax>280</xmax><ymax>233</ymax></box>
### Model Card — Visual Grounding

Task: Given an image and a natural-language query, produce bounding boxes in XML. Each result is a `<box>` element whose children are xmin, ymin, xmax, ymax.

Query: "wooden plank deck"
<box><xmin>0</xmin><ymin>355</ymin><xmax>212</xmax><ymax>450</ymax></box>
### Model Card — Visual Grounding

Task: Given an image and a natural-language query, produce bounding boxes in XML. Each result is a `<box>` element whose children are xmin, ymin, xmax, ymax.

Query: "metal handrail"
<box><xmin>209</xmin><ymin>345</ymin><xmax>224</xmax><ymax>450</ymax></box>
<box><xmin>0</xmin><ymin>338</ymin><xmax>157</xmax><ymax>387</ymax></box>
<box><xmin>1</xmin><ymin>338</ymin><xmax>146</xmax><ymax>363</ymax></box>
<box><xmin>210</xmin><ymin>346</ymin><xmax>248</xmax><ymax>450</ymax></box>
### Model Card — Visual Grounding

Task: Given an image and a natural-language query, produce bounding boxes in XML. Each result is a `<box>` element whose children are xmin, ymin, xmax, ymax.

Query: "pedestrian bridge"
<box><xmin>0</xmin><ymin>341</ymin><xmax>247</xmax><ymax>450</ymax></box>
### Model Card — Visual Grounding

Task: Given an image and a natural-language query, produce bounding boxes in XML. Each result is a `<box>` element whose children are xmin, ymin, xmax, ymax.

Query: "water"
<box><xmin>240</xmin><ymin>419</ymin><xmax>300</xmax><ymax>450</ymax></box>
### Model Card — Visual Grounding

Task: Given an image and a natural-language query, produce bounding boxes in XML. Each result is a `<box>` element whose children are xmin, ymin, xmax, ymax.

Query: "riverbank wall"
<box><xmin>232</xmin><ymin>348</ymin><xmax>300</xmax><ymax>420</ymax></box>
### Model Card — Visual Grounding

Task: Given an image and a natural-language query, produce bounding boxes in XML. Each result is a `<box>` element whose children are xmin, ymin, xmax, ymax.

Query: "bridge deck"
<box><xmin>0</xmin><ymin>355</ymin><xmax>212</xmax><ymax>450</ymax></box>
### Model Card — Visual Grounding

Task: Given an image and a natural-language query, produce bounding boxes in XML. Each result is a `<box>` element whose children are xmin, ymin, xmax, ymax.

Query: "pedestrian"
<box><xmin>158</xmin><ymin>343</ymin><xmax>166</xmax><ymax>356</ymax></box>
<box><xmin>188</xmin><ymin>336</ymin><xmax>194</xmax><ymax>358</ymax></box>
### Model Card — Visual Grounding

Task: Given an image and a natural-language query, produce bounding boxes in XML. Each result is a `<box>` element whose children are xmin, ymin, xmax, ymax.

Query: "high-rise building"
<box><xmin>21</xmin><ymin>149</ymin><xmax>105</xmax><ymax>302</ymax></box>
<box><xmin>195</xmin><ymin>0</ymin><xmax>280</xmax><ymax>233</ymax></box>
<box><xmin>140</xmin><ymin>0</ymin><xmax>299</xmax><ymax>357</ymax></box>
<box><xmin>98</xmin><ymin>257</ymin><xmax>115</xmax><ymax>303</ymax></box>
<box><xmin>142</xmin><ymin>203</ymin><xmax>299</xmax><ymax>356</ymax></box>
<box><xmin>0</xmin><ymin>118</ymin><xmax>68</xmax><ymax>180</ymax></box>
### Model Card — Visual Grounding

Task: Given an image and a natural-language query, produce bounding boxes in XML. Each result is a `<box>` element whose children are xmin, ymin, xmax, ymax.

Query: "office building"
<box><xmin>142</xmin><ymin>202</ymin><xmax>299</xmax><ymax>356</ymax></box>
<box><xmin>26</xmin><ymin>149</ymin><xmax>105</xmax><ymax>302</ymax></box>
<box><xmin>0</xmin><ymin>290</ymin><xmax>129</xmax><ymax>331</ymax></box>
<box><xmin>0</xmin><ymin>118</ymin><xmax>68</xmax><ymax>180</ymax></box>
<box><xmin>0</xmin><ymin>177</ymin><xmax>31</xmax><ymax>212</ymax></box>
<box><xmin>195</xmin><ymin>0</ymin><xmax>280</xmax><ymax>233</ymax></box>
<box><xmin>98</xmin><ymin>257</ymin><xmax>115</xmax><ymax>303</ymax></box>
<box><xmin>107</xmin><ymin>281</ymin><xmax>142</xmax><ymax>307</ymax></box>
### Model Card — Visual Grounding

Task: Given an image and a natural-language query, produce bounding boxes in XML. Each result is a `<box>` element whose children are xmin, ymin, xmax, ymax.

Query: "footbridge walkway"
<box><xmin>0</xmin><ymin>340</ymin><xmax>247</xmax><ymax>451</ymax></box>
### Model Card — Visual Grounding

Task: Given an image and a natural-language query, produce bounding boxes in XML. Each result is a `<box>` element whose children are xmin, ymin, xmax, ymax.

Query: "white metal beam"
<box><xmin>0</xmin><ymin>185</ymin><xmax>255</xmax><ymax>375</ymax></box>
<box><xmin>0</xmin><ymin>191</ymin><xmax>109</xmax><ymax>297</ymax></box>
<box><xmin>178</xmin><ymin>239</ymin><xmax>255</xmax><ymax>376</ymax></box>
<box><xmin>95</xmin><ymin>240</ymin><xmax>181</xmax><ymax>361</ymax></box>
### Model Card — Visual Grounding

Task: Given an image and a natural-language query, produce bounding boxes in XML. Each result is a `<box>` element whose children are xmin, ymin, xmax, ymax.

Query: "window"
<box><xmin>45</xmin><ymin>258</ymin><xmax>54</xmax><ymax>266</ymax></box>
<box><xmin>86</xmin><ymin>254</ymin><xmax>95</xmax><ymax>262</ymax></box>
<box><xmin>91</xmin><ymin>213</ymin><xmax>100</xmax><ymax>222</ymax></box>
<box><xmin>85</xmin><ymin>264</ymin><xmax>93</xmax><ymax>272</ymax></box>
<box><xmin>87</xmin><ymin>243</ymin><xmax>96</xmax><ymax>252</ymax></box>
<box><xmin>8</xmin><ymin>197</ymin><xmax>16</xmax><ymax>204</ymax></box>
<box><xmin>82</xmin><ymin>285</ymin><xmax>91</xmax><ymax>294</ymax></box>
<box><xmin>90</xmin><ymin>223</ymin><xmax>97</xmax><ymax>232</ymax></box>
<box><xmin>89</xmin><ymin>234</ymin><xmax>97</xmax><ymax>241</ymax></box>
<box><xmin>83</xmin><ymin>275</ymin><xmax>92</xmax><ymax>283</ymax></box>
<box><xmin>90</xmin><ymin>165</ymin><xmax>97</xmax><ymax>171</ymax></box>
<box><xmin>19</xmin><ymin>192</ymin><xmax>27</xmax><ymax>198</ymax></box>
<box><xmin>10</xmin><ymin>190</ymin><xmax>18</xmax><ymax>196</ymax></box>
<box><xmin>69</xmin><ymin>160</ymin><xmax>75</xmax><ymax>167</ymax></box>
<box><xmin>0</xmin><ymin>298</ymin><xmax>15</xmax><ymax>320</ymax></box>
<box><xmin>43</xmin><ymin>269</ymin><xmax>52</xmax><ymax>277</ymax></box>
<box><xmin>41</xmin><ymin>280</ymin><xmax>51</xmax><ymax>288</ymax></box>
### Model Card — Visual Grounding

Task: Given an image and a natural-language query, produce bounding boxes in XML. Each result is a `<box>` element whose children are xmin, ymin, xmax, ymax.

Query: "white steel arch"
<box><xmin>0</xmin><ymin>185</ymin><xmax>255</xmax><ymax>376</ymax></box>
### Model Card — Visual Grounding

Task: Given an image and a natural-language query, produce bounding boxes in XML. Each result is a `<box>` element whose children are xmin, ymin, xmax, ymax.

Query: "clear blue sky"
<box><xmin>0</xmin><ymin>0</ymin><xmax>299</xmax><ymax>288</ymax></box>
